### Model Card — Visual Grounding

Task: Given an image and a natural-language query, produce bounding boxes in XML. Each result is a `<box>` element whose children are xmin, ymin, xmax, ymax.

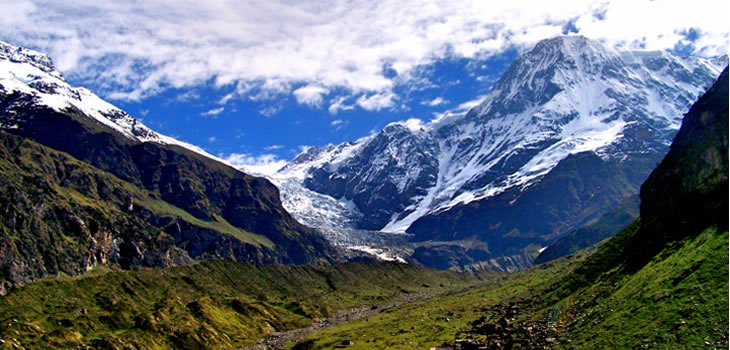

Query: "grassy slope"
<box><xmin>136</xmin><ymin>195</ymin><xmax>274</xmax><ymax>248</ymax></box>
<box><xmin>556</xmin><ymin>226</ymin><xmax>728</xmax><ymax>348</ymax></box>
<box><xmin>291</xmin><ymin>224</ymin><xmax>727</xmax><ymax>349</ymax></box>
<box><xmin>0</xmin><ymin>261</ymin><xmax>491</xmax><ymax>349</ymax></box>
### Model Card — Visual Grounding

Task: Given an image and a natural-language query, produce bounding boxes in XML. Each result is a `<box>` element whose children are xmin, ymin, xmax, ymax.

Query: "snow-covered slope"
<box><xmin>0</xmin><ymin>40</ymin><xmax>222</xmax><ymax>163</ymax></box>
<box><xmin>273</xmin><ymin>36</ymin><xmax>726</xmax><ymax>236</ymax></box>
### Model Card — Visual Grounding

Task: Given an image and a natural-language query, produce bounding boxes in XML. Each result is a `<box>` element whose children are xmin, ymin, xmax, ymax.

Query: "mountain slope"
<box><xmin>0</xmin><ymin>40</ymin><xmax>339</xmax><ymax>293</ymax></box>
<box><xmin>534</xmin><ymin>195</ymin><xmax>639</xmax><ymax>264</ymax></box>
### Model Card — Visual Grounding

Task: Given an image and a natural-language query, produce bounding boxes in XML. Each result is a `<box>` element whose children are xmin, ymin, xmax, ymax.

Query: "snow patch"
<box><xmin>348</xmin><ymin>245</ymin><xmax>406</xmax><ymax>263</ymax></box>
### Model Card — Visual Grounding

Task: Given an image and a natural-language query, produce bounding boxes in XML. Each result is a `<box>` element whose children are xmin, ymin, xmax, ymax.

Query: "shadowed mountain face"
<box><xmin>533</xmin><ymin>195</ymin><xmax>640</xmax><ymax>264</ymax></box>
<box><xmin>0</xmin><ymin>41</ymin><xmax>339</xmax><ymax>294</ymax></box>
<box><xmin>629</xmin><ymin>66</ymin><xmax>728</xmax><ymax>266</ymax></box>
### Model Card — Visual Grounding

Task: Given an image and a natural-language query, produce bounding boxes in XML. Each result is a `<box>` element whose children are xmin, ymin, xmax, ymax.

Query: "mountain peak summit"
<box><xmin>0</xmin><ymin>40</ymin><xmax>61</xmax><ymax>80</ymax></box>
<box><xmin>533</xmin><ymin>34</ymin><xmax>591</xmax><ymax>51</ymax></box>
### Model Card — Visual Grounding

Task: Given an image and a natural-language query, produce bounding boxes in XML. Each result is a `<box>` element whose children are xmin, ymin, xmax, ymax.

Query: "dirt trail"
<box><xmin>240</xmin><ymin>293</ymin><xmax>432</xmax><ymax>350</ymax></box>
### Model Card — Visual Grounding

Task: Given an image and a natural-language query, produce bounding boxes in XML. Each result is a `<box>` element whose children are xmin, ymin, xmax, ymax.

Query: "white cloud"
<box><xmin>174</xmin><ymin>90</ymin><xmax>201</xmax><ymax>103</ymax></box>
<box><xmin>208</xmin><ymin>136</ymin><xmax>217</xmax><ymax>143</ymax></box>
<box><xmin>259</xmin><ymin>104</ymin><xmax>283</xmax><ymax>117</ymax></box>
<box><xmin>201</xmin><ymin>106</ymin><xmax>224</xmax><ymax>117</ymax></box>
<box><xmin>402</xmin><ymin>118</ymin><xmax>424</xmax><ymax>131</ymax></box>
<box><xmin>218</xmin><ymin>92</ymin><xmax>235</xmax><ymax>105</ymax></box>
<box><xmin>293</xmin><ymin>85</ymin><xmax>328</xmax><ymax>107</ymax></box>
<box><xmin>454</xmin><ymin>95</ymin><xmax>489</xmax><ymax>113</ymax></box>
<box><xmin>328</xmin><ymin>96</ymin><xmax>355</xmax><ymax>115</ymax></box>
<box><xmin>264</xmin><ymin>144</ymin><xmax>283</xmax><ymax>151</ymax></box>
<box><xmin>357</xmin><ymin>92</ymin><xmax>396</xmax><ymax>111</ymax></box>
<box><xmin>422</xmin><ymin>97</ymin><xmax>448</xmax><ymax>107</ymax></box>
<box><xmin>1</xmin><ymin>0</ymin><xmax>726</xmax><ymax>105</ymax></box>
<box><xmin>222</xmin><ymin>153</ymin><xmax>286</xmax><ymax>176</ymax></box>
<box><xmin>330</xmin><ymin>119</ymin><xmax>348</xmax><ymax>130</ymax></box>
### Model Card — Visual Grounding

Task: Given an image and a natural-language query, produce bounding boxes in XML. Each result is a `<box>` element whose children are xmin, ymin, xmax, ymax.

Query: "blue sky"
<box><xmin>0</xmin><ymin>0</ymin><xmax>727</xmax><ymax>171</ymax></box>
<box><xmin>110</xmin><ymin>50</ymin><xmax>517</xmax><ymax>167</ymax></box>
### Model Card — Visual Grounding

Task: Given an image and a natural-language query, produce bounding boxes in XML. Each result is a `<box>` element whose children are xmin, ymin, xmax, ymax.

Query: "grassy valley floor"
<box><xmin>0</xmin><ymin>261</ymin><xmax>495</xmax><ymax>349</ymax></box>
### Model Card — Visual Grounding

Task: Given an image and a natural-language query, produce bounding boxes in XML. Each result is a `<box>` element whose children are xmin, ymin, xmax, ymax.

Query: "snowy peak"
<box><xmin>469</xmin><ymin>35</ymin><xmax>626</xmax><ymax>120</ymax></box>
<box><xmin>0</xmin><ymin>40</ymin><xmax>221</xmax><ymax>163</ymax></box>
<box><xmin>0</xmin><ymin>41</ymin><xmax>60</xmax><ymax>79</ymax></box>
<box><xmin>273</xmin><ymin>36</ymin><xmax>725</xmax><ymax>235</ymax></box>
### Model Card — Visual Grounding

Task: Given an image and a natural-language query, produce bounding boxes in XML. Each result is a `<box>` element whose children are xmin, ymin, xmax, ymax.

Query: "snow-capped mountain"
<box><xmin>0</xmin><ymin>40</ymin><xmax>220</xmax><ymax>163</ymax></box>
<box><xmin>273</xmin><ymin>36</ymin><xmax>726</xmax><ymax>241</ymax></box>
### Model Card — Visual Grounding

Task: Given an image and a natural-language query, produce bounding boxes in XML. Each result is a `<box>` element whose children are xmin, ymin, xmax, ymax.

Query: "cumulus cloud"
<box><xmin>293</xmin><ymin>85</ymin><xmax>328</xmax><ymax>107</ymax></box>
<box><xmin>402</xmin><ymin>118</ymin><xmax>425</xmax><ymax>131</ymax></box>
<box><xmin>1</xmin><ymin>0</ymin><xmax>726</xmax><ymax>106</ymax></box>
<box><xmin>357</xmin><ymin>92</ymin><xmax>396</xmax><ymax>111</ymax></box>
<box><xmin>222</xmin><ymin>153</ymin><xmax>286</xmax><ymax>176</ymax></box>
